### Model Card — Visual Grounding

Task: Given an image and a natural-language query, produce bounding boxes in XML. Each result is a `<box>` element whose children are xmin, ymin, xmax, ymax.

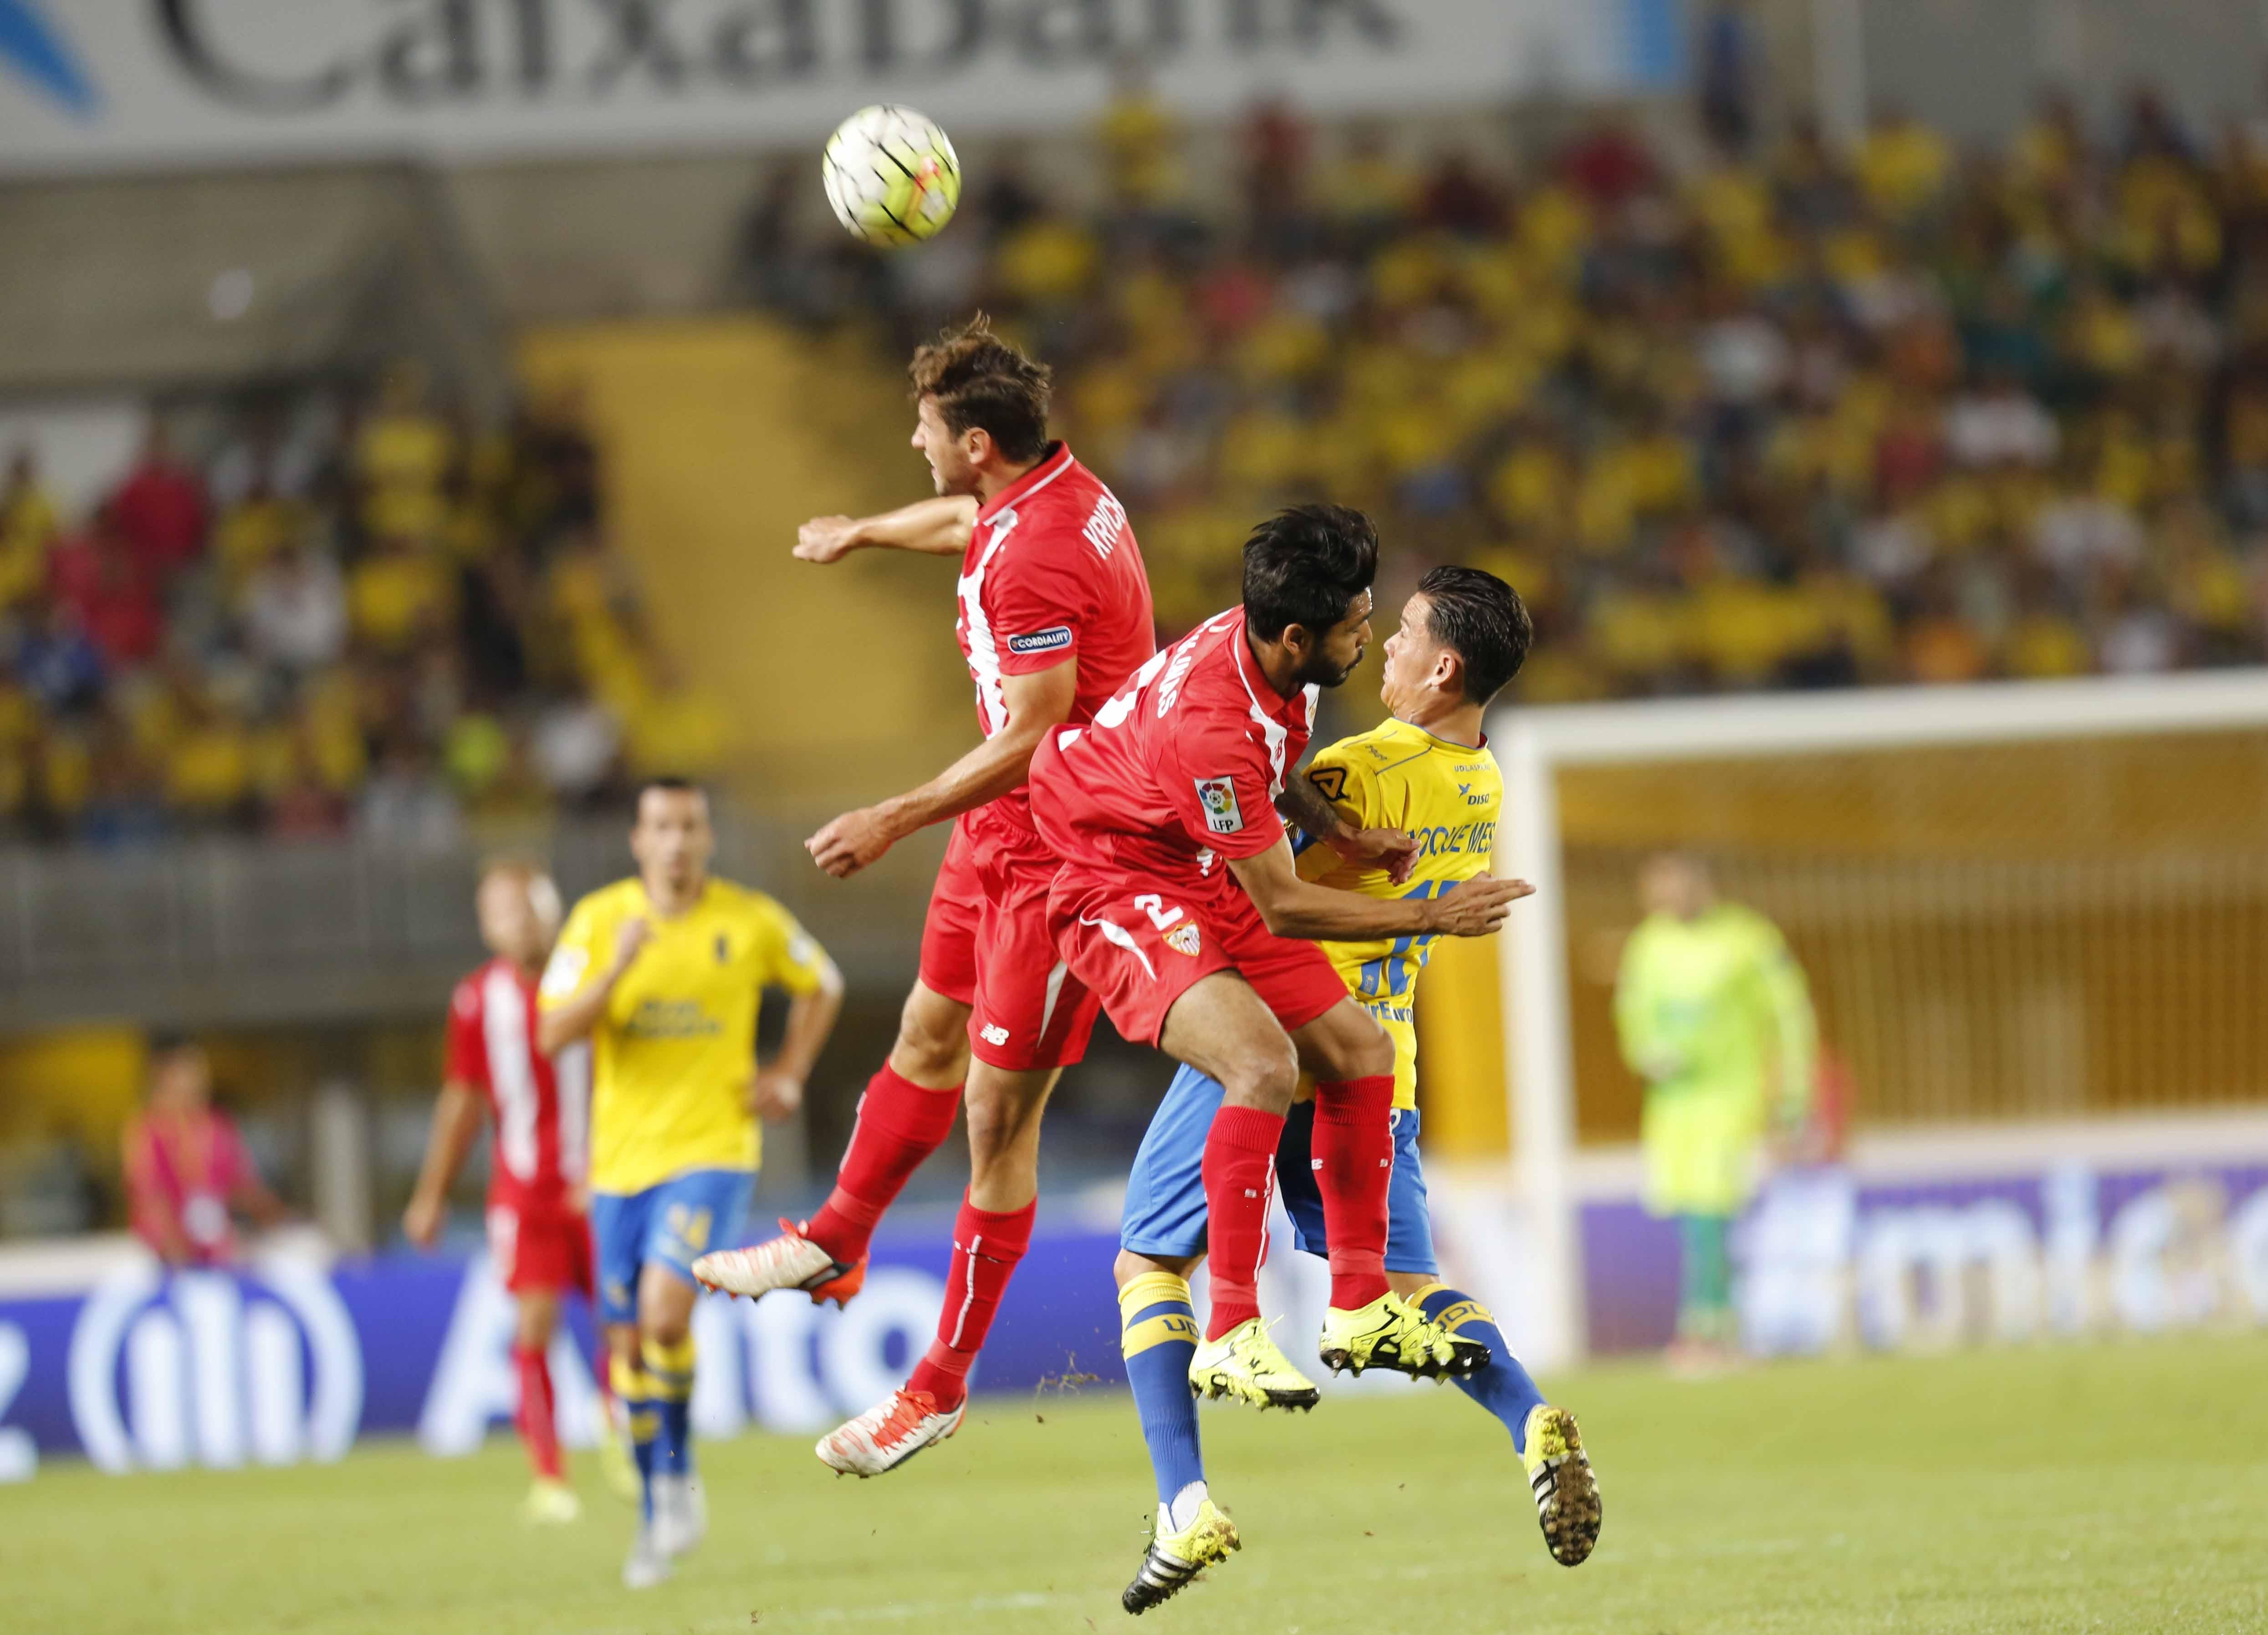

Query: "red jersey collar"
<box><xmin>1231</xmin><ymin>613</ymin><xmax>1301</xmax><ymax>717</ymax></box>
<box><xmin>976</xmin><ymin>442</ymin><xmax>1074</xmax><ymax>526</ymax></box>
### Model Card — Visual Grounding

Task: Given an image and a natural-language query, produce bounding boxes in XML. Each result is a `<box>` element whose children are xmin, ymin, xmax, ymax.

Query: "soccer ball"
<box><xmin>822</xmin><ymin>105</ymin><xmax>961</xmax><ymax>247</ymax></box>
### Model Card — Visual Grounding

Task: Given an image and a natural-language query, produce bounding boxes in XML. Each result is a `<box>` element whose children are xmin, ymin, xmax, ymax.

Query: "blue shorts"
<box><xmin>589</xmin><ymin>1168</ymin><xmax>752</xmax><ymax>1324</ymax></box>
<box><xmin>1121</xmin><ymin>1064</ymin><xmax>1438</xmax><ymax>1276</ymax></box>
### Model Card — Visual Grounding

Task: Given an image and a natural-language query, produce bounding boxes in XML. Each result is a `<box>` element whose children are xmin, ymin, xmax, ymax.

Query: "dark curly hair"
<box><xmin>907</xmin><ymin>316</ymin><xmax>1052</xmax><ymax>463</ymax></box>
<box><xmin>1242</xmin><ymin>503</ymin><xmax>1380</xmax><ymax>642</ymax></box>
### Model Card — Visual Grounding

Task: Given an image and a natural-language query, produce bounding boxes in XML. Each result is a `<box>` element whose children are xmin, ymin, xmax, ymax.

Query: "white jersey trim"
<box><xmin>1229</xmin><ymin>627</ymin><xmax>1297</xmax><ymax>798</ymax></box>
<box><xmin>480</xmin><ymin>966</ymin><xmax>540</xmax><ymax>1183</ymax></box>
<box><xmin>957</xmin><ymin>511</ymin><xmax>1022</xmax><ymax>736</ymax></box>
<box><xmin>957</xmin><ymin>447</ymin><xmax>1082</xmax><ymax>737</ymax></box>
<box><xmin>989</xmin><ymin>443</ymin><xmax>1077</xmax><ymax>511</ymax></box>
<box><xmin>1038</xmin><ymin>960</ymin><xmax>1071</xmax><ymax>1038</ymax></box>
<box><xmin>555</xmin><ymin>1041</ymin><xmax>591</xmax><ymax>1186</ymax></box>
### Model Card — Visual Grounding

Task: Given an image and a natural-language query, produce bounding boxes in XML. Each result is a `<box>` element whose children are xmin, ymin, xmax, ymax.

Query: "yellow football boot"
<box><xmin>1186</xmin><ymin>1318</ymin><xmax>1320</xmax><ymax>1411</ymax></box>
<box><xmin>521</xmin><ymin>1476</ymin><xmax>581</xmax><ymax>1525</ymax></box>
<box><xmin>1317</xmin><ymin>1291</ymin><xmax>1489</xmax><ymax>1379</ymax></box>
<box><xmin>1122</xmin><ymin>1497</ymin><xmax>1240</xmax><ymax>1615</ymax></box>
<box><xmin>1522</xmin><ymin>1404</ymin><xmax>1602</xmax><ymax>1566</ymax></box>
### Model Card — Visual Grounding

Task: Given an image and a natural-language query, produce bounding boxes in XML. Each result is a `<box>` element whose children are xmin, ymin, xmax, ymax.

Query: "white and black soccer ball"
<box><xmin>822</xmin><ymin>105</ymin><xmax>962</xmax><ymax>247</ymax></box>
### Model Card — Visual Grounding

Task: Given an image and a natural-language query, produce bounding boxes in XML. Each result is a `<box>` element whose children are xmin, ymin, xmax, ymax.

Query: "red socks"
<box><xmin>806</xmin><ymin>1063</ymin><xmax>962</xmax><ymax>1263</ymax></box>
<box><xmin>1200</xmin><ymin>1104</ymin><xmax>1287</xmax><ymax>1339</ymax></box>
<box><xmin>1311</xmin><ymin>1076</ymin><xmax>1396</xmax><ymax>1310</ymax></box>
<box><xmin>512</xmin><ymin>1344</ymin><xmax>562</xmax><ymax>1481</ymax></box>
<box><xmin>905</xmin><ymin>1194</ymin><xmax>1037</xmax><ymax>1410</ymax></box>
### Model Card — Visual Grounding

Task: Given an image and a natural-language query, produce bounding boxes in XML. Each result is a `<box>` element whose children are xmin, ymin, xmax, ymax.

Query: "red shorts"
<box><xmin>1045</xmin><ymin>863</ymin><xmax>1347</xmax><ymax>1048</ymax></box>
<box><xmin>488</xmin><ymin>1202</ymin><xmax>595</xmax><ymax>1297</ymax></box>
<box><xmin>918</xmin><ymin>813</ymin><xmax>1103</xmax><ymax>1073</ymax></box>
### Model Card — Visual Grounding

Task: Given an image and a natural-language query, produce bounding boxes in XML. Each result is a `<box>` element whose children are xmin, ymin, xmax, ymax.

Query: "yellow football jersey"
<box><xmin>540</xmin><ymin>876</ymin><xmax>829</xmax><ymax>1194</ymax></box>
<box><xmin>1294</xmin><ymin>716</ymin><xmax>1504</xmax><ymax>1109</ymax></box>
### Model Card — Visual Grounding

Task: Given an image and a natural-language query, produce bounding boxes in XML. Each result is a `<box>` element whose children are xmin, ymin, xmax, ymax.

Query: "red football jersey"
<box><xmin>1029</xmin><ymin>606</ymin><xmax>1318</xmax><ymax>893</ymax></box>
<box><xmin>955</xmin><ymin>442</ymin><xmax>1156</xmax><ymax>837</ymax></box>
<box><xmin>444</xmin><ymin>958</ymin><xmax>590</xmax><ymax>1218</ymax></box>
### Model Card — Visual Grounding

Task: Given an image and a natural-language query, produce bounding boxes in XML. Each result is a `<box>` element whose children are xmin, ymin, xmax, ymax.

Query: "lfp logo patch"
<box><xmin>0</xmin><ymin>0</ymin><xmax>97</xmax><ymax>117</ymax></box>
<box><xmin>1194</xmin><ymin>777</ymin><xmax>1243</xmax><ymax>835</ymax></box>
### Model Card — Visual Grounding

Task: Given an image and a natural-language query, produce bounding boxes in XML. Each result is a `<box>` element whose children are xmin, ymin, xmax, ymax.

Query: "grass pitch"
<box><xmin>8</xmin><ymin>1332</ymin><xmax>2263</xmax><ymax>1635</ymax></box>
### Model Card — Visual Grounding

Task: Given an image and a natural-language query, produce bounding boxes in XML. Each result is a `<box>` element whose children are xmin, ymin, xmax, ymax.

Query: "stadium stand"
<box><xmin>0</xmin><ymin>368</ymin><xmax>725</xmax><ymax>846</ymax></box>
<box><xmin>772</xmin><ymin>87</ymin><xmax>2268</xmax><ymax>701</ymax></box>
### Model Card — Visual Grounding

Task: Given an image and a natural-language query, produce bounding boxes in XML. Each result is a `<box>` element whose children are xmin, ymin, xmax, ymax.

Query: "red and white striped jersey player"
<box><xmin>693</xmin><ymin>319</ymin><xmax>1157</xmax><ymax>1476</ymax></box>
<box><xmin>405</xmin><ymin>860</ymin><xmax>632</xmax><ymax>1520</ymax></box>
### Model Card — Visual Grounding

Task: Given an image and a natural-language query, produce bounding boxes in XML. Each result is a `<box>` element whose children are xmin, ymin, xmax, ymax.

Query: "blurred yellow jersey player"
<box><xmin>1292</xmin><ymin>716</ymin><xmax>1502</xmax><ymax>1107</ymax></box>
<box><xmin>550</xmin><ymin>877</ymin><xmax>830</xmax><ymax>1194</ymax></box>
<box><xmin>537</xmin><ymin>778</ymin><xmax>842</xmax><ymax>1591</ymax></box>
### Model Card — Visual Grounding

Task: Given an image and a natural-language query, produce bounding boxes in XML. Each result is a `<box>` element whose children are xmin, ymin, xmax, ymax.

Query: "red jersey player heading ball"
<box><xmin>694</xmin><ymin>320</ymin><xmax>1157</xmax><ymax>1476</ymax></box>
<box><xmin>1031</xmin><ymin>503</ymin><xmax>1534</xmax><ymax>1400</ymax></box>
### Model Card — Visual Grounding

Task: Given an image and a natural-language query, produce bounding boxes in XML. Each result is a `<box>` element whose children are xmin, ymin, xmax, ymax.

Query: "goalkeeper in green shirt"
<box><xmin>1614</xmin><ymin>853</ymin><xmax>1816</xmax><ymax>1370</ymax></box>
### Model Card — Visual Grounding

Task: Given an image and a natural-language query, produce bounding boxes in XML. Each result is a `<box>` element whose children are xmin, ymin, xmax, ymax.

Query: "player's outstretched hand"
<box><xmin>795</xmin><ymin>515</ymin><xmax>861</xmax><ymax>563</ymax></box>
<box><xmin>1331</xmin><ymin>824</ymin><xmax>1420</xmax><ymax>884</ymax></box>
<box><xmin>1423</xmin><ymin>874</ymin><xmax>1536</xmax><ymax>937</ymax></box>
<box><xmin>807</xmin><ymin>806</ymin><xmax>897</xmax><ymax>878</ymax></box>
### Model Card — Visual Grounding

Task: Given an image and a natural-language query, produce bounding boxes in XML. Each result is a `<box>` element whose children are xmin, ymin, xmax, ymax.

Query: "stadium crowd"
<box><xmin>770</xmin><ymin>86</ymin><xmax>2268</xmax><ymax>700</ymax></box>
<box><xmin>16</xmin><ymin>90</ymin><xmax>2265</xmax><ymax>851</ymax></box>
<box><xmin>0</xmin><ymin>370</ymin><xmax>723</xmax><ymax>847</ymax></box>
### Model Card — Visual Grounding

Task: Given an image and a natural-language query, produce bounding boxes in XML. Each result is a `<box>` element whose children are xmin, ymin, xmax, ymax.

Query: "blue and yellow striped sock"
<box><xmin>641</xmin><ymin>1335</ymin><xmax>696</xmax><ymax>1479</ymax></box>
<box><xmin>611</xmin><ymin>1354</ymin><xmax>659</xmax><ymax>1519</ymax></box>
<box><xmin>1415</xmin><ymin>1283</ymin><xmax>1547</xmax><ymax>1457</ymax></box>
<box><xmin>1119</xmin><ymin>1271</ymin><xmax>1206</xmax><ymax>1515</ymax></box>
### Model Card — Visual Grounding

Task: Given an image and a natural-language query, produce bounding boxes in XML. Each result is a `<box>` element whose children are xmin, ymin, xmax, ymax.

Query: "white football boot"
<box><xmin>622</xmin><ymin>1526</ymin><xmax>673</xmax><ymax>1590</ymax></box>
<box><xmin>813</xmin><ymin>1388</ymin><xmax>965</xmax><ymax>1477</ymax></box>
<box><xmin>692</xmin><ymin>1218</ymin><xmax>866</xmax><ymax>1307</ymax></box>
<box><xmin>649</xmin><ymin>1472</ymin><xmax>707</xmax><ymax>1558</ymax></box>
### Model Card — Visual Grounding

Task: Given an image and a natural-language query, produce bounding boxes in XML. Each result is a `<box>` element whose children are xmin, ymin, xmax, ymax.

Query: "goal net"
<box><xmin>1485</xmin><ymin>671</ymin><xmax>2268</xmax><ymax>1364</ymax></box>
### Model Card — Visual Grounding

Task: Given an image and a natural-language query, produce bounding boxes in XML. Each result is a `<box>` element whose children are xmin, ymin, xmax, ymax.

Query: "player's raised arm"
<box><xmin>807</xmin><ymin>657</ymin><xmax>1078</xmax><ymax>878</ymax></box>
<box><xmin>795</xmin><ymin>494</ymin><xmax>978</xmax><ymax>562</ymax></box>
<box><xmin>1227</xmin><ymin>835</ymin><xmax>1531</xmax><ymax>941</ymax></box>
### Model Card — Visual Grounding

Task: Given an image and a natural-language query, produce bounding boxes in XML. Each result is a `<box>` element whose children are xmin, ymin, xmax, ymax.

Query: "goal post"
<box><xmin>1489</xmin><ymin>669</ymin><xmax>2268</xmax><ymax>1368</ymax></box>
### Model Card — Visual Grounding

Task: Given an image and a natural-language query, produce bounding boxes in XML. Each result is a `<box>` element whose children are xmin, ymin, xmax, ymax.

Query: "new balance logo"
<box><xmin>980</xmin><ymin>1023</ymin><xmax>1010</xmax><ymax>1046</ymax></box>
